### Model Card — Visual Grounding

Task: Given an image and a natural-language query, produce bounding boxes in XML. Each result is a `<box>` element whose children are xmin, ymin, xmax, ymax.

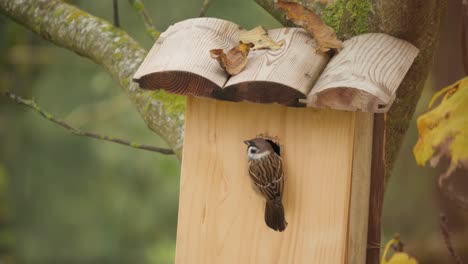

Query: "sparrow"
<box><xmin>244</xmin><ymin>138</ymin><xmax>287</xmax><ymax>232</ymax></box>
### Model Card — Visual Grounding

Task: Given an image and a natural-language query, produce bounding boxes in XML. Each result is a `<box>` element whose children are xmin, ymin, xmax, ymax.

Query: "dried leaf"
<box><xmin>413</xmin><ymin>77</ymin><xmax>468</xmax><ymax>185</ymax></box>
<box><xmin>277</xmin><ymin>1</ymin><xmax>342</xmax><ymax>52</ymax></box>
<box><xmin>210</xmin><ymin>43</ymin><xmax>253</xmax><ymax>75</ymax></box>
<box><xmin>239</xmin><ymin>26</ymin><xmax>283</xmax><ymax>50</ymax></box>
<box><xmin>381</xmin><ymin>235</ymin><xmax>418</xmax><ymax>264</ymax></box>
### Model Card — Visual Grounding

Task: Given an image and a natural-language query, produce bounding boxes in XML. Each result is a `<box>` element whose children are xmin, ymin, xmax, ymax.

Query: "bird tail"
<box><xmin>265</xmin><ymin>199</ymin><xmax>287</xmax><ymax>232</ymax></box>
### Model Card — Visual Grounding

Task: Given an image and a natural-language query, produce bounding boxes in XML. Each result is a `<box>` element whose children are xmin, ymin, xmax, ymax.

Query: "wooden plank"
<box><xmin>133</xmin><ymin>19</ymin><xmax>418</xmax><ymax>112</ymax></box>
<box><xmin>176</xmin><ymin>97</ymin><xmax>369</xmax><ymax>263</ymax></box>
<box><xmin>133</xmin><ymin>18</ymin><xmax>240</xmax><ymax>96</ymax></box>
<box><xmin>366</xmin><ymin>113</ymin><xmax>386</xmax><ymax>264</ymax></box>
<box><xmin>347</xmin><ymin>112</ymin><xmax>374</xmax><ymax>264</ymax></box>
<box><xmin>223</xmin><ymin>28</ymin><xmax>329</xmax><ymax>105</ymax></box>
<box><xmin>305</xmin><ymin>33</ymin><xmax>419</xmax><ymax>112</ymax></box>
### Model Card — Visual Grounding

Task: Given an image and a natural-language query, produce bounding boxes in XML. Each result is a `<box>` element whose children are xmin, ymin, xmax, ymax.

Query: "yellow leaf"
<box><xmin>413</xmin><ymin>76</ymin><xmax>468</xmax><ymax>184</ymax></box>
<box><xmin>386</xmin><ymin>253</ymin><xmax>418</xmax><ymax>264</ymax></box>
<box><xmin>239</xmin><ymin>26</ymin><xmax>283</xmax><ymax>51</ymax></box>
<box><xmin>381</xmin><ymin>237</ymin><xmax>418</xmax><ymax>264</ymax></box>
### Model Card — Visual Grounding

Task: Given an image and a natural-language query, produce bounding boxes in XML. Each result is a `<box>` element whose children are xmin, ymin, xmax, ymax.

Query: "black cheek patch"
<box><xmin>265</xmin><ymin>139</ymin><xmax>281</xmax><ymax>156</ymax></box>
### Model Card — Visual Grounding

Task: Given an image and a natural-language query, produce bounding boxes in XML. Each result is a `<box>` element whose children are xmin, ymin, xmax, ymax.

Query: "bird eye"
<box><xmin>250</xmin><ymin>148</ymin><xmax>257</xmax><ymax>154</ymax></box>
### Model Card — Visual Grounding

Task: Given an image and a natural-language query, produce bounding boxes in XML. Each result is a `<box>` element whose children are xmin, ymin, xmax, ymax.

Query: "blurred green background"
<box><xmin>0</xmin><ymin>0</ymin><xmax>466</xmax><ymax>263</ymax></box>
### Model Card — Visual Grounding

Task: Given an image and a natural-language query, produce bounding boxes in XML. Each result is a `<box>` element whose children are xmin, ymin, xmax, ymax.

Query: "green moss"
<box><xmin>130</xmin><ymin>143</ymin><xmax>141</xmax><ymax>148</ymax></box>
<box><xmin>53</xmin><ymin>8</ymin><xmax>65</xmax><ymax>18</ymax></box>
<box><xmin>143</xmin><ymin>96</ymin><xmax>153</xmax><ymax>115</ymax></box>
<box><xmin>33</xmin><ymin>16</ymin><xmax>42</xmax><ymax>32</ymax></box>
<box><xmin>113</xmin><ymin>52</ymin><xmax>122</xmax><ymax>60</ymax></box>
<box><xmin>322</xmin><ymin>0</ymin><xmax>345</xmax><ymax>33</ymax></box>
<box><xmin>149</xmin><ymin>90</ymin><xmax>186</xmax><ymax>115</ymax></box>
<box><xmin>122</xmin><ymin>78</ymin><xmax>130</xmax><ymax>87</ymax></box>
<box><xmin>322</xmin><ymin>0</ymin><xmax>371</xmax><ymax>37</ymax></box>
<box><xmin>66</xmin><ymin>9</ymin><xmax>88</xmax><ymax>23</ymax></box>
<box><xmin>146</xmin><ymin>29</ymin><xmax>160</xmax><ymax>40</ymax></box>
<box><xmin>133</xmin><ymin>1</ymin><xmax>145</xmax><ymax>12</ymax></box>
<box><xmin>345</xmin><ymin>0</ymin><xmax>371</xmax><ymax>34</ymax></box>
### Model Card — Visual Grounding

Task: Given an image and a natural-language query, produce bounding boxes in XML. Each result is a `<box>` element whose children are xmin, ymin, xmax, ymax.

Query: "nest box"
<box><xmin>133</xmin><ymin>18</ymin><xmax>418</xmax><ymax>264</ymax></box>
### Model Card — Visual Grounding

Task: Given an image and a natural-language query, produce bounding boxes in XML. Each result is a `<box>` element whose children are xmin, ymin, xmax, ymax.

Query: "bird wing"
<box><xmin>248</xmin><ymin>153</ymin><xmax>284</xmax><ymax>201</ymax></box>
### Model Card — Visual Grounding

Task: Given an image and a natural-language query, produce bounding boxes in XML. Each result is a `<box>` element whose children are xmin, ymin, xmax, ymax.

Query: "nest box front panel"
<box><xmin>175</xmin><ymin>97</ymin><xmax>357</xmax><ymax>264</ymax></box>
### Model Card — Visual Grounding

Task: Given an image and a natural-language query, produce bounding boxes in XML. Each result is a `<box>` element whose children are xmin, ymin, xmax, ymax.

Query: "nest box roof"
<box><xmin>133</xmin><ymin>18</ymin><xmax>419</xmax><ymax>113</ymax></box>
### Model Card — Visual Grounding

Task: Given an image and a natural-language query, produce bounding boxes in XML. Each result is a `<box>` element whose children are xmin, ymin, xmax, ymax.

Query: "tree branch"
<box><xmin>3</xmin><ymin>91</ymin><xmax>175</xmax><ymax>155</ymax></box>
<box><xmin>128</xmin><ymin>0</ymin><xmax>160</xmax><ymax>41</ymax></box>
<box><xmin>0</xmin><ymin>0</ymin><xmax>184</xmax><ymax>159</ymax></box>
<box><xmin>113</xmin><ymin>0</ymin><xmax>120</xmax><ymax>27</ymax></box>
<box><xmin>199</xmin><ymin>0</ymin><xmax>212</xmax><ymax>17</ymax></box>
<box><xmin>440</xmin><ymin>214</ymin><xmax>464</xmax><ymax>264</ymax></box>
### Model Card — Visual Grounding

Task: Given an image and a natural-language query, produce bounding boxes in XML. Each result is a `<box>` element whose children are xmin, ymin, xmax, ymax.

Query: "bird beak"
<box><xmin>243</xmin><ymin>140</ymin><xmax>250</xmax><ymax>146</ymax></box>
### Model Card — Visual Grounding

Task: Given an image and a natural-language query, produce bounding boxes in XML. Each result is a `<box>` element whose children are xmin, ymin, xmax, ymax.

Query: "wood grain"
<box><xmin>222</xmin><ymin>28</ymin><xmax>329</xmax><ymax>105</ymax></box>
<box><xmin>133</xmin><ymin>19</ymin><xmax>418</xmax><ymax>113</ymax></box>
<box><xmin>366</xmin><ymin>113</ymin><xmax>386</xmax><ymax>264</ymax></box>
<box><xmin>176</xmin><ymin>97</ymin><xmax>371</xmax><ymax>263</ymax></box>
<box><xmin>133</xmin><ymin>17</ymin><xmax>240</xmax><ymax>96</ymax></box>
<box><xmin>305</xmin><ymin>33</ymin><xmax>419</xmax><ymax>112</ymax></box>
<box><xmin>348</xmin><ymin>112</ymin><xmax>374</xmax><ymax>264</ymax></box>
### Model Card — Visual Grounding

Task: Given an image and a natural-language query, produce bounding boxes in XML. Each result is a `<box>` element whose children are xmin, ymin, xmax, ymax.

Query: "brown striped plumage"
<box><xmin>244</xmin><ymin>138</ymin><xmax>287</xmax><ymax>232</ymax></box>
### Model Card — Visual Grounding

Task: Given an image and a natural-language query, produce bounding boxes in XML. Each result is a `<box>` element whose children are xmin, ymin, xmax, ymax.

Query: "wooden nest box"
<box><xmin>133</xmin><ymin>18</ymin><xmax>418</xmax><ymax>264</ymax></box>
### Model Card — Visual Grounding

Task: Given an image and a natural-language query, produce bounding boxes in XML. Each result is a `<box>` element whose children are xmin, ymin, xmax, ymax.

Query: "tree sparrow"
<box><xmin>244</xmin><ymin>138</ymin><xmax>287</xmax><ymax>232</ymax></box>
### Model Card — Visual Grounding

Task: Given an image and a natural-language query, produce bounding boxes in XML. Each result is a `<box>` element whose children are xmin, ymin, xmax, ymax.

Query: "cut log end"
<box><xmin>134</xmin><ymin>71</ymin><xmax>220</xmax><ymax>98</ymax></box>
<box><xmin>220</xmin><ymin>81</ymin><xmax>307</xmax><ymax>107</ymax></box>
<box><xmin>306</xmin><ymin>87</ymin><xmax>391</xmax><ymax>112</ymax></box>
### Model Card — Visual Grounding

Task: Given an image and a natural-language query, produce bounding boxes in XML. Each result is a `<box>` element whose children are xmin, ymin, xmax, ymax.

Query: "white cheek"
<box><xmin>248</xmin><ymin>150</ymin><xmax>271</xmax><ymax>160</ymax></box>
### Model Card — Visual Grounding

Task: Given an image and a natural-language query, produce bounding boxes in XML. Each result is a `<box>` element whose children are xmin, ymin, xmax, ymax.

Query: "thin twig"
<box><xmin>462</xmin><ymin>0</ymin><xmax>468</xmax><ymax>75</ymax></box>
<box><xmin>3</xmin><ymin>91</ymin><xmax>175</xmax><ymax>155</ymax></box>
<box><xmin>199</xmin><ymin>0</ymin><xmax>212</xmax><ymax>17</ymax></box>
<box><xmin>440</xmin><ymin>214</ymin><xmax>464</xmax><ymax>264</ymax></box>
<box><xmin>128</xmin><ymin>0</ymin><xmax>160</xmax><ymax>41</ymax></box>
<box><xmin>113</xmin><ymin>0</ymin><xmax>120</xmax><ymax>27</ymax></box>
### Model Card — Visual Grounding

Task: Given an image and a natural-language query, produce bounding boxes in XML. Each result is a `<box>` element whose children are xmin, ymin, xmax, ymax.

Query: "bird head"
<box><xmin>244</xmin><ymin>138</ymin><xmax>274</xmax><ymax>160</ymax></box>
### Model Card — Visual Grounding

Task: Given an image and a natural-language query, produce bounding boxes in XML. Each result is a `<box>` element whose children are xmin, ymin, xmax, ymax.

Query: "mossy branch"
<box><xmin>128</xmin><ymin>0</ymin><xmax>160</xmax><ymax>41</ymax></box>
<box><xmin>3</xmin><ymin>91</ymin><xmax>175</xmax><ymax>155</ymax></box>
<box><xmin>0</xmin><ymin>0</ymin><xmax>184</xmax><ymax>159</ymax></box>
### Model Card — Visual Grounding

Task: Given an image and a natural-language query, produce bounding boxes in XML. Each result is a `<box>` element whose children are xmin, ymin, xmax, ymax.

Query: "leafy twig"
<box><xmin>128</xmin><ymin>0</ymin><xmax>160</xmax><ymax>41</ymax></box>
<box><xmin>440</xmin><ymin>214</ymin><xmax>464</xmax><ymax>264</ymax></box>
<box><xmin>3</xmin><ymin>91</ymin><xmax>175</xmax><ymax>155</ymax></box>
<box><xmin>199</xmin><ymin>0</ymin><xmax>212</xmax><ymax>17</ymax></box>
<box><xmin>113</xmin><ymin>0</ymin><xmax>120</xmax><ymax>27</ymax></box>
